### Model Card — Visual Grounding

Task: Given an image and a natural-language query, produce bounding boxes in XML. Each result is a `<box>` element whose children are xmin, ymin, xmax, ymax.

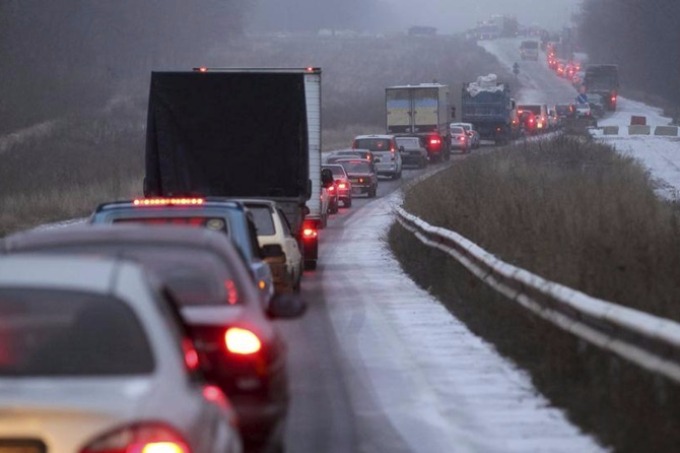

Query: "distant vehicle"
<box><xmin>555</xmin><ymin>104</ymin><xmax>575</xmax><ymax>121</ymax></box>
<box><xmin>519</xmin><ymin>110</ymin><xmax>538</xmax><ymax>135</ymax></box>
<box><xmin>575</xmin><ymin>102</ymin><xmax>592</xmax><ymax>118</ymax></box>
<box><xmin>321</xmin><ymin>167</ymin><xmax>338</xmax><ymax>215</ymax></box>
<box><xmin>547</xmin><ymin>108</ymin><xmax>559</xmax><ymax>130</ymax></box>
<box><xmin>385</xmin><ymin>84</ymin><xmax>453</xmax><ymax>162</ymax></box>
<box><xmin>1</xmin><ymin>225</ymin><xmax>306</xmax><ymax>453</ymax></box>
<box><xmin>234</xmin><ymin>198</ymin><xmax>304</xmax><ymax>294</ymax></box>
<box><xmin>584</xmin><ymin>64</ymin><xmax>619</xmax><ymax>111</ymax></box>
<box><xmin>449</xmin><ymin>126</ymin><xmax>470</xmax><ymax>152</ymax></box>
<box><xmin>322</xmin><ymin>163</ymin><xmax>353</xmax><ymax>207</ymax></box>
<box><xmin>461</xmin><ymin>74</ymin><xmax>518</xmax><ymax>145</ymax></box>
<box><xmin>517</xmin><ymin>104</ymin><xmax>549</xmax><ymax>132</ymax></box>
<box><xmin>142</xmin><ymin>67</ymin><xmax>324</xmax><ymax>271</ymax></box>
<box><xmin>588</xmin><ymin>93</ymin><xmax>606</xmax><ymax>118</ymax></box>
<box><xmin>395</xmin><ymin>136</ymin><xmax>428</xmax><ymax>168</ymax></box>
<box><xmin>336</xmin><ymin>158</ymin><xmax>378</xmax><ymax>198</ymax></box>
<box><xmin>450</xmin><ymin>122</ymin><xmax>480</xmax><ymax>149</ymax></box>
<box><xmin>352</xmin><ymin>134</ymin><xmax>403</xmax><ymax>179</ymax></box>
<box><xmin>0</xmin><ymin>254</ymin><xmax>243</xmax><ymax>453</ymax></box>
<box><xmin>89</xmin><ymin>197</ymin><xmax>275</xmax><ymax>302</ymax></box>
<box><xmin>520</xmin><ymin>40</ymin><xmax>539</xmax><ymax>60</ymax></box>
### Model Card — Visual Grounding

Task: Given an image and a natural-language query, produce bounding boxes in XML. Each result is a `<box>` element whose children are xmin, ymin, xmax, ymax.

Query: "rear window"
<box><xmin>450</xmin><ymin>127</ymin><xmax>465</xmax><ymax>134</ymax></box>
<box><xmin>247</xmin><ymin>205</ymin><xmax>276</xmax><ymax>236</ymax></box>
<box><xmin>396</xmin><ymin>138</ymin><xmax>420</xmax><ymax>148</ymax></box>
<box><xmin>323</xmin><ymin>165</ymin><xmax>347</xmax><ymax>178</ymax></box>
<box><xmin>519</xmin><ymin>105</ymin><xmax>542</xmax><ymax>115</ymax></box>
<box><xmin>353</xmin><ymin>138</ymin><xmax>393</xmax><ymax>152</ymax></box>
<box><xmin>0</xmin><ymin>288</ymin><xmax>154</xmax><ymax>376</ymax></box>
<box><xmin>339</xmin><ymin>161</ymin><xmax>371</xmax><ymax>174</ymax></box>
<box><xmin>113</xmin><ymin>216</ymin><xmax>228</xmax><ymax>234</ymax></box>
<box><xmin>38</xmin><ymin>244</ymin><xmax>246</xmax><ymax>307</ymax></box>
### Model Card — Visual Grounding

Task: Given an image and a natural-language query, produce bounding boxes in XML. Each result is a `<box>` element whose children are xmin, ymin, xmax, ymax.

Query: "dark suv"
<box><xmin>335</xmin><ymin>158</ymin><xmax>378</xmax><ymax>198</ymax></box>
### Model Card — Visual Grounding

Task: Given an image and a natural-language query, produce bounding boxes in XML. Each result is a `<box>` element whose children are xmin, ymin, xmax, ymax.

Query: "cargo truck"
<box><xmin>461</xmin><ymin>74</ymin><xmax>518</xmax><ymax>145</ymax></box>
<box><xmin>584</xmin><ymin>64</ymin><xmax>619</xmax><ymax>111</ymax></box>
<box><xmin>385</xmin><ymin>83</ymin><xmax>452</xmax><ymax>162</ymax></box>
<box><xmin>143</xmin><ymin>67</ymin><xmax>325</xmax><ymax>269</ymax></box>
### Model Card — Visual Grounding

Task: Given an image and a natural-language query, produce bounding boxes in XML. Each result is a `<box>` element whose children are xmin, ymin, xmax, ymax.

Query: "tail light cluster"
<box><xmin>80</xmin><ymin>423</ymin><xmax>190</xmax><ymax>453</ymax></box>
<box><xmin>224</xmin><ymin>327</ymin><xmax>261</xmax><ymax>355</ymax></box>
<box><xmin>302</xmin><ymin>220</ymin><xmax>318</xmax><ymax>240</ymax></box>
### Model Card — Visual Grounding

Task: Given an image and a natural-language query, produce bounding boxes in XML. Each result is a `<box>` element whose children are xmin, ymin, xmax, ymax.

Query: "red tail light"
<box><xmin>225</xmin><ymin>327</ymin><xmax>261</xmax><ymax>355</ymax></box>
<box><xmin>80</xmin><ymin>423</ymin><xmax>190</xmax><ymax>453</ymax></box>
<box><xmin>338</xmin><ymin>183</ymin><xmax>347</xmax><ymax>189</ymax></box>
<box><xmin>302</xmin><ymin>227</ymin><xmax>317</xmax><ymax>239</ymax></box>
<box><xmin>611</xmin><ymin>95</ymin><xmax>617</xmax><ymax>103</ymax></box>
<box><xmin>224</xmin><ymin>280</ymin><xmax>238</xmax><ymax>305</ymax></box>
<box><xmin>328</xmin><ymin>185</ymin><xmax>335</xmax><ymax>192</ymax></box>
<box><xmin>181</xmin><ymin>338</ymin><xmax>200</xmax><ymax>372</ymax></box>
<box><xmin>429</xmin><ymin>137</ymin><xmax>441</xmax><ymax>145</ymax></box>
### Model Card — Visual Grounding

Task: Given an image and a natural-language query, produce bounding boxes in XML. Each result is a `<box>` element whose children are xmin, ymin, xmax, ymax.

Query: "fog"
<box><xmin>247</xmin><ymin>0</ymin><xmax>582</xmax><ymax>34</ymax></box>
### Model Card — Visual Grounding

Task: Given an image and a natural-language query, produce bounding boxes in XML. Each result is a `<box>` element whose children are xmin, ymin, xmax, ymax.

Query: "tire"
<box><xmin>330</xmin><ymin>201</ymin><xmax>338</xmax><ymax>214</ymax></box>
<box><xmin>344</xmin><ymin>197</ymin><xmax>352</xmax><ymax>208</ymax></box>
<box><xmin>304</xmin><ymin>260</ymin><xmax>317</xmax><ymax>270</ymax></box>
<box><xmin>369</xmin><ymin>186</ymin><xmax>377</xmax><ymax>198</ymax></box>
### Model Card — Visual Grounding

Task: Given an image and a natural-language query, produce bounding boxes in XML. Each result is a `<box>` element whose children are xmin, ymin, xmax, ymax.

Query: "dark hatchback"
<box><xmin>0</xmin><ymin>225</ymin><xmax>306</xmax><ymax>453</ymax></box>
<box><xmin>336</xmin><ymin>158</ymin><xmax>378</xmax><ymax>198</ymax></box>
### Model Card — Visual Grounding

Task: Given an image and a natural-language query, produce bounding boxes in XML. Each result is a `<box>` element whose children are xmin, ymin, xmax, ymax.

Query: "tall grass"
<box><xmin>390</xmin><ymin>135</ymin><xmax>680</xmax><ymax>452</ymax></box>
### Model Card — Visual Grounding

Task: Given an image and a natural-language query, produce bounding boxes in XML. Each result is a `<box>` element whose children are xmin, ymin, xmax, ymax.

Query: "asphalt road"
<box><xmin>277</xmin><ymin>158</ymin><xmax>460</xmax><ymax>453</ymax></box>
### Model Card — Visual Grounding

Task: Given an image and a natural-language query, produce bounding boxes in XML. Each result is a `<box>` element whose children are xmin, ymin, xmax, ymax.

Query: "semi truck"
<box><xmin>143</xmin><ymin>67</ymin><xmax>325</xmax><ymax>269</ymax></box>
<box><xmin>461</xmin><ymin>74</ymin><xmax>517</xmax><ymax>145</ymax></box>
<box><xmin>584</xmin><ymin>64</ymin><xmax>619</xmax><ymax>111</ymax></box>
<box><xmin>385</xmin><ymin>83</ymin><xmax>452</xmax><ymax>162</ymax></box>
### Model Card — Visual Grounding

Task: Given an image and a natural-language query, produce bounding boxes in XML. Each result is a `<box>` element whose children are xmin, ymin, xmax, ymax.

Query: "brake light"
<box><xmin>181</xmin><ymin>338</ymin><xmax>199</xmax><ymax>372</ymax></box>
<box><xmin>133</xmin><ymin>198</ymin><xmax>204</xmax><ymax>206</ymax></box>
<box><xmin>225</xmin><ymin>280</ymin><xmax>238</xmax><ymax>305</ymax></box>
<box><xmin>80</xmin><ymin>423</ymin><xmax>190</xmax><ymax>453</ymax></box>
<box><xmin>611</xmin><ymin>95</ymin><xmax>617</xmax><ymax>103</ymax></box>
<box><xmin>225</xmin><ymin>327</ymin><xmax>261</xmax><ymax>355</ymax></box>
<box><xmin>197</xmin><ymin>66</ymin><xmax>208</xmax><ymax>72</ymax></box>
<box><xmin>429</xmin><ymin>137</ymin><xmax>441</xmax><ymax>145</ymax></box>
<box><xmin>338</xmin><ymin>183</ymin><xmax>347</xmax><ymax>189</ymax></box>
<box><xmin>328</xmin><ymin>185</ymin><xmax>335</xmax><ymax>192</ymax></box>
<box><xmin>302</xmin><ymin>228</ymin><xmax>317</xmax><ymax>239</ymax></box>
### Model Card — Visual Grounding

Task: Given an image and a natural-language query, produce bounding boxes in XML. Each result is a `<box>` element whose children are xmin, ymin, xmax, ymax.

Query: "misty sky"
<box><xmin>384</xmin><ymin>0</ymin><xmax>582</xmax><ymax>33</ymax></box>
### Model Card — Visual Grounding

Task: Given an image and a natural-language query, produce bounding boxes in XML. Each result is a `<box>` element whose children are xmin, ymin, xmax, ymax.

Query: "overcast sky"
<box><xmin>384</xmin><ymin>0</ymin><xmax>582</xmax><ymax>33</ymax></box>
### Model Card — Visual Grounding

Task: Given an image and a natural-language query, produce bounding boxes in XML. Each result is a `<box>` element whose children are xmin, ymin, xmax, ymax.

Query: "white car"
<box><xmin>0</xmin><ymin>254</ymin><xmax>243</xmax><ymax>453</ymax></box>
<box><xmin>236</xmin><ymin>199</ymin><xmax>304</xmax><ymax>293</ymax></box>
<box><xmin>352</xmin><ymin>134</ymin><xmax>403</xmax><ymax>179</ymax></box>
<box><xmin>450</xmin><ymin>122</ymin><xmax>480</xmax><ymax>149</ymax></box>
<box><xmin>449</xmin><ymin>125</ymin><xmax>470</xmax><ymax>153</ymax></box>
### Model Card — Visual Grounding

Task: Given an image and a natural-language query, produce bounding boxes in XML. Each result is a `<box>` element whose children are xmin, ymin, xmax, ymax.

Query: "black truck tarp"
<box><xmin>144</xmin><ymin>71</ymin><xmax>309</xmax><ymax>199</ymax></box>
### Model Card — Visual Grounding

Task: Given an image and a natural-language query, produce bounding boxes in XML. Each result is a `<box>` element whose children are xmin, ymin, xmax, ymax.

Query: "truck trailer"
<box><xmin>385</xmin><ymin>83</ymin><xmax>452</xmax><ymax>162</ymax></box>
<box><xmin>143</xmin><ymin>67</ymin><xmax>324</xmax><ymax>269</ymax></box>
<box><xmin>461</xmin><ymin>74</ymin><xmax>517</xmax><ymax>145</ymax></box>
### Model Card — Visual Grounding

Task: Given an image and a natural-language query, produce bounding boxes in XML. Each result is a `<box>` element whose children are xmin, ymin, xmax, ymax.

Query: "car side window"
<box><xmin>277</xmin><ymin>208</ymin><xmax>293</xmax><ymax>237</ymax></box>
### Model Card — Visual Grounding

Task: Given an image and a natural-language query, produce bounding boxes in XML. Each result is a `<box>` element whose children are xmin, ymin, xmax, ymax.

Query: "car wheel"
<box><xmin>305</xmin><ymin>260</ymin><xmax>317</xmax><ymax>270</ymax></box>
<box><xmin>345</xmin><ymin>197</ymin><xmax>352</xmax><ymax>208</ymax></box>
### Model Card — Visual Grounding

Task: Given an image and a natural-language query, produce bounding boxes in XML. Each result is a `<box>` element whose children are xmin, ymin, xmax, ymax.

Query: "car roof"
<box><xmin>1</xmin><ymin>224</ymin><xmax>240</xmax><ymax>258</ymax></box>
<box><xmin>0</xmin><ymin>254</ymin><xmax>128</xmax><ymax>292</ymax></box>
<box><xmin>353</xmin><ymin>134</ymin><xmax>395</xmax><ymax>139</ymax></box>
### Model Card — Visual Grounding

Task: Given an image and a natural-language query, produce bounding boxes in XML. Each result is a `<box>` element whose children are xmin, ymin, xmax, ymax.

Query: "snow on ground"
<box><xmin>323</xmin><ymin>191</ymin><xmax>604</xmax><ymax>452</ymax></box>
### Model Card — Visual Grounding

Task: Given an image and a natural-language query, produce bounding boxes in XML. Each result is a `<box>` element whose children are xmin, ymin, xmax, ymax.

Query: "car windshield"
<box><xmin>396</xmin><ymin>138</ymin><xmax>420</xmax><ymax>148</ymax></box>
<box><xmin>354</xmin><ymin>138</ymin><xmax>392</xmax><ymax>152</ymax></box>
<box><xmin>0</xmin><ymin>288</ymin><xmax>154</xmax><ymax>376</ymax></box>
<box><xmin>339</xmin><ymin>160</ymin><xmax>371</xmax><ymax>174</ymax></box>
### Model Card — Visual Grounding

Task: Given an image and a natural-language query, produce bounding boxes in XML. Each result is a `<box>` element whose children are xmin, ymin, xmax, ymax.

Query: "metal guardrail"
<box><xmin>395</xmin><ymin>207</ymin><xmax>680</xmax><ymax>383</ymax></box>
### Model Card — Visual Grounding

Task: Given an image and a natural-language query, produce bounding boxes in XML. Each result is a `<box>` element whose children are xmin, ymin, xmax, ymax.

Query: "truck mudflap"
<box><xmin>301</xmin><ymin>218</ymin><xmax>320</xmax><ymax>270</ymax></box>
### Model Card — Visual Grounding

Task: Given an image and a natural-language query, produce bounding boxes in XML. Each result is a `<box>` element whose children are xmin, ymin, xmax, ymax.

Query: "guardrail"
<box><xmin>395</xmin><ymin>207</ymin><xmax>680</xmax><ymax>383</ymax></box>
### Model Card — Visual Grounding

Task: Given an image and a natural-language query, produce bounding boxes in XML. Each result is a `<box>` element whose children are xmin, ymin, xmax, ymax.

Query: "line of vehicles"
<box><xmin>0</xmin><ymin>68</ymin><xmax>330</xmax><ymax>453</ymax></box>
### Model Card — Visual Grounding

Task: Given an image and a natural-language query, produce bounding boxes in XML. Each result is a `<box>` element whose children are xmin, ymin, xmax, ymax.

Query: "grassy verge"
<box><xmin>389</xmin><ymin>135</ymin><xmax>680</xmax><ymax>452</ymax></box>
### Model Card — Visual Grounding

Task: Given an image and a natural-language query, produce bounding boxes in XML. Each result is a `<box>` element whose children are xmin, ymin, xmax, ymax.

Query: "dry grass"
<box><xmin>390</xmin><ymin>134</ymin><xmax>680</xmax><ymax>452</ymax></box>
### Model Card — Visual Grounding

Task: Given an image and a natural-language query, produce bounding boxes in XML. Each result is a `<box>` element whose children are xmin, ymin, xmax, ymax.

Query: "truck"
<box><xmin>143</xmin><ymin>67</ymin><xmax>325</xmax><ymax>269</ymax></box>
<box><xmin>584</xmin><ymin>64</ymin><xmax>619</xmax><ymax>111</ymax></box>
<box><xmin>385</xmin><ymin>83</ymin><xmax>452</xmax><ymax>162</ymax></box>
<box><xmin>520</xmin><ymin>40</ymin><xmax>539</xmax><ymax>61</ymax></box>
<box><xmin>461</xmin><ymin>74</ymin><xmax>518</xmax><ymax>145</ymax></box>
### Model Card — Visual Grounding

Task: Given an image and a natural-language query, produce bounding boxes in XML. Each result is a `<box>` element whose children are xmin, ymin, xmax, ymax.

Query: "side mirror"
<box><xmin>267</xmin><ymin>293</ymin><xmax>307</xmax><ymax>319</ymax></box>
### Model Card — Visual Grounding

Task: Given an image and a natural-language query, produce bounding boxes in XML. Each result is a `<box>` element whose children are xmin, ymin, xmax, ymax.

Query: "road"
<box><xmin>278</xmin><ymin>154</ymin><xmax>601</xmax><ymax>452</ymax></box>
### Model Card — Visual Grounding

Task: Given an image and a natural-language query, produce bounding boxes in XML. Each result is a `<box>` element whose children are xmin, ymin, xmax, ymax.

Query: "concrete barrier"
<box><xmin>654</xmin><ymin>126</ymin><xmax>679</xmax><ymax>137</ymax></box>
<box><xmin>602</xmin><ymin>126</ymin><xmax>619</xmax><ymax>135</ymax></box>
<box><xmin>628</xmin><ymin>125</ymin><xmax>651</xmax><ymax>135</ymax></box>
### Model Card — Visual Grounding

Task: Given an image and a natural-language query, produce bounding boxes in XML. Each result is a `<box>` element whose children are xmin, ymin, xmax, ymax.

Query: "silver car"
<box><xmin>449</xmin><ymin>126</ymin><xmax>470</xmax><ymax>153</ymax></box>
<box><xmin>0</xmin><ymin>254</ymin><xmax>243</xmax><ymax>453</ymax></box>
